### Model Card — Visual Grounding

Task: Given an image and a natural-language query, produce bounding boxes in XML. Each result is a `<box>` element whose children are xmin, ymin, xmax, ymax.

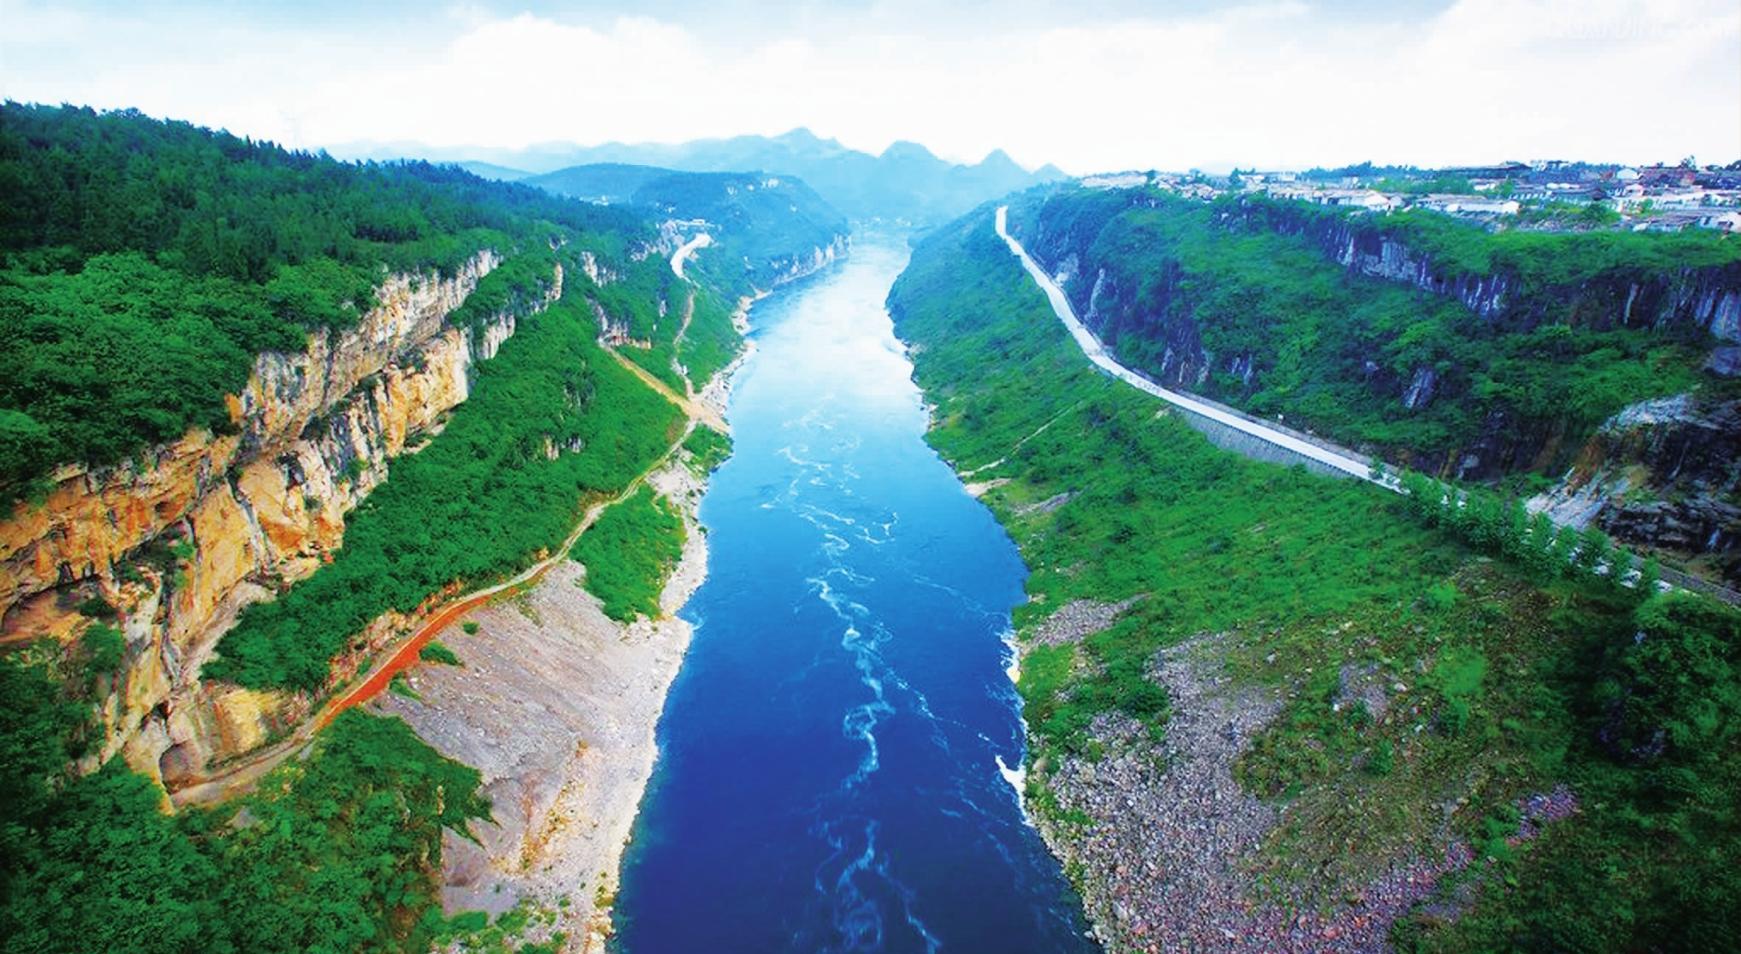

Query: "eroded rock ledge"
<box><xmin>0</xmin><ymin>250</ymin><xmax>564</xmax><ymax>785</ymax></box>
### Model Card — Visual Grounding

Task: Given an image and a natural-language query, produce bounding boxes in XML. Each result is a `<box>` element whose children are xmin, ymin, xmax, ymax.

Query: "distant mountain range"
<box><xmin>453</xmin><ymin>160</ymin><xmax>534</xmax><ymax>182</ymax></box>
<box><xmin>338</xmin><ymin>129</ymin><xmax>1067</xmax><ymax>223</ymax></box>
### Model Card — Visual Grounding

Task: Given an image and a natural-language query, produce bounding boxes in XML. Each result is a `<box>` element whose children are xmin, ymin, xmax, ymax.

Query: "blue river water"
<box><xmin>612</xmin><ymin>234</ymin><xmax>1096</xmax><ymax>953</ymax></box>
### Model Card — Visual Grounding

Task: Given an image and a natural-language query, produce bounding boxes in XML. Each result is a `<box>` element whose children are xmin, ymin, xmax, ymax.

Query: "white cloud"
<box><xmin>2</xmin><ymin>0</ymin><xmax>1736</xmax><ymax>172</ymax></box>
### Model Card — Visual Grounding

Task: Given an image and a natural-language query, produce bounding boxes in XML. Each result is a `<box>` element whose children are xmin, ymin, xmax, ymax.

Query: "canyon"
<box><xmin>7</xmin><ymin>99</ymin><xmax>1741</xmax><ymax>954</ymax></box>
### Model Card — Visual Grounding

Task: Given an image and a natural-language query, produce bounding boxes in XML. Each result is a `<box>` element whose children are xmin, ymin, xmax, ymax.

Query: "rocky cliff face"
<box><xmin>765</xmin><ymin>234</ymin><xmax>851</xmax><ymax>289</ymax></box>
<box><xmin>1533</xmin><ymin>394</ymin><xmax>1741</xmax><ymax>585</ymax></box>
<box><xmin>0</xmin><ymin>250</ymin><xmax>564</xmax><ymax>786</ymax></box>
<box><xmin>1044</xmin><ymin>247</ymin><xmax>1210</xmax><ymax>390</ymax></box>
<box><xmin>1225</xmin><ymin>199</ymin><xmax>1741</xmax><ymax>343</ymax></box>
<box><xmin>1021</xmin><ymin>197</ymin><xmax>1741</xmax><ymax>407</ymax></box>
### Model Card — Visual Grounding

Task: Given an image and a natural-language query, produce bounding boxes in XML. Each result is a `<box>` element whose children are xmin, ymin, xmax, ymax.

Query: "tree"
<box><xmin>1637</xmin><ymin>556</ymin><xmax>1662</xmax><ymax>599</ymax></box>
<box><xmin>1523</xmin><ymin>512</ymin><xmax>1562</xmax><ymax>580</ymax></box>
<box><xmin>1574</xmin><ymin>525</ymin><xmax>1611</xmax><ymax>577</ymax></box>
<box><xmin>1500</xmin><ymin>500</ymin><xmax>1531</xmax><ymax>561</ymax></box>
<box><xmin>1548</xmin><ymin>526</ymin><xmax>1579</xmax><ymax>577</ymax></box>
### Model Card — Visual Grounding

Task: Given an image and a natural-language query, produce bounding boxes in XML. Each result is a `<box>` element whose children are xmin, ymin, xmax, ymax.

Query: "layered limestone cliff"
<box><xmin>1011</xmin><ymin>192</ymin><xmax>1741</xmax><ymax>572</ymax></box>
<box><xmin>1021</xmin><ymin>200</ymin><xmax>1741</xmax><ymax>409</ymax></box>
<box><xmin>1213</xmin><ymin>198</ymin><xmax>1741</xmax><ymax>342</ymax></box>
<box><xmin>0</xmin><ymin>250</ymin><xmax>563</xmax><ymax>786</ymax></box>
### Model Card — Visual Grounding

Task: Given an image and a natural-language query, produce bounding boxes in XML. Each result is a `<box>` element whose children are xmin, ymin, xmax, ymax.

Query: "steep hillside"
<box><xmin>526</xmin><ymin>161</ymin><xmax>670</xmax><ymax>203</ymax></box>
<box><xmin>0</xmin><ymin>105</ymin><xmax>754</xmax><ymax>952</ymax></box>
<box><xmin>529</xmin><ymin>163</ymin><xmax>851</xmax><ymax>297</ymax></box>
<box><xmin>1005</xmin><ymin>186</ymin><xmax>1741</xmax><ymax>581</ymax></box>
<box><xmin>889</xmin><ymin>206</ymin><xmax>1741</xmax><ymax>954</ymax></box>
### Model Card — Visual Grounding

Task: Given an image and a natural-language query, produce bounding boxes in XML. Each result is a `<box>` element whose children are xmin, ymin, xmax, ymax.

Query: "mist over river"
<box><xmin>612</xmin><ymin>234</ymin><xmax>1096</xmax><ymax>953</ymax></box>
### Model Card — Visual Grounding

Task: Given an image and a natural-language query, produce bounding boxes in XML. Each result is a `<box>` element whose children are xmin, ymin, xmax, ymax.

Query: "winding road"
<box><xmin>995</xmin><ymin>205</ymin><xmax>1396</xmax><ymax>489</ymax></box>
<box><xmin>671</xmin><ymin>232</ymin><xmax>713</xmax><ymax>280</ymax></box>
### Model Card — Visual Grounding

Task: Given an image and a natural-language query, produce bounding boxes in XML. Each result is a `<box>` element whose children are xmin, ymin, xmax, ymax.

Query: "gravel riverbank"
<box><xmin>1024</xmin><ymin>626</ymin><xmax>1565</xmax><ymax>954</ymax></box>
<box><xmin>374</xmin><ymin>459</ymin><xmax>710</xmax><ymax>952</ymax></box>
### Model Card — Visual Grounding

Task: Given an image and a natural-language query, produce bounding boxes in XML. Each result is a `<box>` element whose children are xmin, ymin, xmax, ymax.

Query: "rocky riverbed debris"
<box><xmin>1028</xmin><ymin>598</ymin><xmax>1143</xmax><ymax>647</ymax></box>
<box><xmin>1032</xmin><ymin>632</ymin><xmax>1577</xmax><ymax>953</ymax></box>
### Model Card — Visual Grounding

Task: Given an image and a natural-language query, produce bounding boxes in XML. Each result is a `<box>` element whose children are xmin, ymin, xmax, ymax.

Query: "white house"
<box><xmin>1414</xmin><ymin>194</ymin><xmax>1520</xmax><ymax>216</ymax></box>
<box><xmin>1314</xmin><ymin>189</ymin><xmax>1397</xmax><ymax>211</ymax></box>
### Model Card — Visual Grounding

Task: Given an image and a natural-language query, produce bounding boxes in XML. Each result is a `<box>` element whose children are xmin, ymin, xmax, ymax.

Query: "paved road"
<box><xmin>995</xmin><ymin>206</ymin><xmax>1395</xmax><ymax>489</ymax></box>
<box><xmin>671</xmin><ymin>232</ymin><xmax>713</xmax><ymax>280</ymax></box>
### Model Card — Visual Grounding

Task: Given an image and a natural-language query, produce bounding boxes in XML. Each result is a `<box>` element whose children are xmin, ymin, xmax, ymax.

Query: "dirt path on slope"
<box><xmin>604</xmin><ymin>344</ymin><xmax>728</xmax><ymax>433</ymax></box>
<box><xmin>169</xmin><ymin>423</ymin><xmax>698</xmax><ymax>808</ymax></box>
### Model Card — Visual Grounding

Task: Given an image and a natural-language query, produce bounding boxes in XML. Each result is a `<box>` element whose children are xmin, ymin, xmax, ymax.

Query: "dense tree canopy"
<box><xmin>0</xmin><ymin>103</ymin><xmax>651</xmax><ymax>501</ymax></box>
<box><xmin>0</xmin><ymin>651</ymin><xmax>489</xmax><ymax>954</ymax></box>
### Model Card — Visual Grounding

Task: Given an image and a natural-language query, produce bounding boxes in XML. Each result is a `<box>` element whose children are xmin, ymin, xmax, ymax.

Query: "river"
<box><xmin>612</xmin><ymin>233</ymin><xmax>1097</xmax><ymax>953</ymax></box>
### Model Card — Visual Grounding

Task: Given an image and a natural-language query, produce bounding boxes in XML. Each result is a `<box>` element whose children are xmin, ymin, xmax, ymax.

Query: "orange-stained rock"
<box><xmin>0</xmin><ymin>252</ymin><xmax>566</xmax><ymax>789</ymax></box>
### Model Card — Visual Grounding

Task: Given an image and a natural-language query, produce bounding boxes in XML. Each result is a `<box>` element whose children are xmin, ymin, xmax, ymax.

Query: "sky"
<box><xmin>3</xmin><ymin>0</ymin><xmax>1737</xmax><ymax>173</ymax></box>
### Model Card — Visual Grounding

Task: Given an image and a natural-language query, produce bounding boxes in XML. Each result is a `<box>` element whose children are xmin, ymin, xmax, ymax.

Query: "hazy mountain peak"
<box><xmin>880</xmin><ymin>140</ymin><xmax>940</xmax><ymax>164</ymax></box>
<box><xmin>977</xmin><ymin>148</ymin><xmax>1022</xmax><ymax>172</ymax></box>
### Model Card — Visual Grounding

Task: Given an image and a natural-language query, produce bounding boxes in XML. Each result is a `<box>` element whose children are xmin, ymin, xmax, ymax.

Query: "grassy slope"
<box><xmin>2</xmin><ymin>107</ymin><xmax>744</xmax><ymax>954</ymax></box>
<box><xmin>888</xmin><ymin>208</ymin><xmax>1741</xmax><ymax>951</ymax></box>
<box><xmin>571</xmin><ymin>484</ymin><xmax>687</xmax><ymax>622</ymax></box>
<box><xmin>592</xmin><ymin>248</ymin><xmax>742</xmax><ymax>398</ymax></box>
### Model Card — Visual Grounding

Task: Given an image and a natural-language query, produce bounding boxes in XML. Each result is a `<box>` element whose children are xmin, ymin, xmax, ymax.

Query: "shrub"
<box><xmin>419</xmin><ymin>641</ymin><xmax>462</xmax><ymax>667</ymax></box>
<box><xmin>74</xmin><ymin>595</ymin><xmax>117</xmax><ymax>620</ymax></box>
<box><xmin>1596</xmin><ymin>592</ymin><xmax>1741</xmax><ymax>760</ymax></box>
<box><xmin>80</xmin><ymin>624</ymin><xmax>126</xmax><ymax>676</ymax></box>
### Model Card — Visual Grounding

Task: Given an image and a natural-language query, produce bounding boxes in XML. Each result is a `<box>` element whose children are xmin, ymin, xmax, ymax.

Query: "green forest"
<box><xmin>571</xmin><ymin>484</ymin><xmax>689</xmax><ymax>621</ymax></box>
<box><xmin>2</xmin><ymin>643</ymin><xmax>489</xmax><ymax>953</ymax></box>
<box><xmin>0</xmin><ymin>103</ymin><xmax>649</xmax><ymax>502</ymax></box>
<box><xmin>1</xmin><ymin>104</ymin><xmax>755</xmax><ymax>954</ymax></box>
<box><xmin>1008</xmin><ymin>187</ymin><xmax>1739</xmax><ymax>473</ymax></box>
<box><xmin>888</xmin><ymin>207</ymin><xmax>1741</xmax><ymax>952</ymax></box>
